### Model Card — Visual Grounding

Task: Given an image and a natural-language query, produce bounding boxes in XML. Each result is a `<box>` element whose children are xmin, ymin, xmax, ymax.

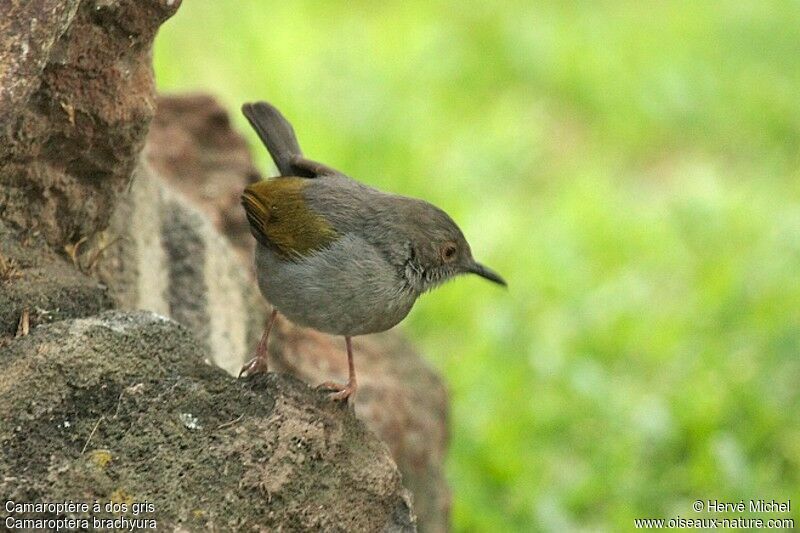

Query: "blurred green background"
<box><xmin>154</xmin><ymin>1</ymin><xmax>799</xmax><ymax>530</ymax></box>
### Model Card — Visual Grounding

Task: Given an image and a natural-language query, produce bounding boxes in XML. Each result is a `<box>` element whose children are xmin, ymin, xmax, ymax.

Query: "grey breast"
<box><xmin>254</xmin><ymin>236</ymin><xmax>417</xmax><ymax>336</ymax></box>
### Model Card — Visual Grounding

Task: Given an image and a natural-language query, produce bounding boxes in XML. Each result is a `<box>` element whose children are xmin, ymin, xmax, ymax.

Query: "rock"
<box><xmin>0</xmin><ymin>311</ymin><xmax>416</xmax><ymax>531</ymax></box>
<box><xmin>272</xmin><ymin>323</ymin><xmax>451</xmax><ymax>533</ymax></box>
<box><xmin>86</xmin><ymin>162</ymin><xmax>172</xmax><ymax>317</ymax></box>
<box><xmin>0</xmin><ymin>220</ymin><xmax>113</xmax><ymax>337</ymax></box>
<box><xmin>76</xmin><ymin>93</ymin><xmax>267</xmax><ymax>375</ymax></box>
<box><xmin>159</xmin><ymin>184</ymin><xmax>266</xmax><ymax>375</ymax></box>
<box><xmin>0</xmin><ymin>1</ymin><xmax>81</xmax><ymax>118</ymax></box>
<box><xmin>84</xmin><ymin>160</ymin><xmax>267</xmax><ymax>376</ymax></box>
<box><xmin>0</xmin><ymin>0</ymin><xmax>181</xmax><ymax>248</ymax></box>
<box><xmin>145</xmin><ymin>93</ymin><xmax>261</xmax><ymax>262</ymax></box>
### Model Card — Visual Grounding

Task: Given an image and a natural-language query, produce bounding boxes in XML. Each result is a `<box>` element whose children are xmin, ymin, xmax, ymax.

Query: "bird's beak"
<box><xmin>467</xmin><ymin>261</ymin><xmax>507</xmax><ymax>287</ymax></box>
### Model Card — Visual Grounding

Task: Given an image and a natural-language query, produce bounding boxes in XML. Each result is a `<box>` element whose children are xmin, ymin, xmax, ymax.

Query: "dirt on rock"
<box><xmin>0</xmin><ymin>311</ymin><xmax>416</xmax><ymax>531</ymax></box>
<box><xmin>0</xmin><ymin>220</ymin><xmax>113</xmax><ymax>337</ymax></box>
<box><xmin>273</xmin><ymin>322</ymin><xmax>451</xmax><ymax>533</ymax></box>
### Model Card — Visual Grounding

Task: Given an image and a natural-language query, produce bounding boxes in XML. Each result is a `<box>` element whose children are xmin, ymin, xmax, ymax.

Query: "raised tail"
<box><xmin>242</xmin><ymin>101</ymin><xmax>302</xmax><ymax>176</ymax></box>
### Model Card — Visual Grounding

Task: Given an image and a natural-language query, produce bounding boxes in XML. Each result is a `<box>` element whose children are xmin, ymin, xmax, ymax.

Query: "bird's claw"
<box><xmin>316</xmin><ymin>380</ymin><xmax>356</xmax><ymax>402</ymax></box>
<box><xmin>238</xmin><ymin>356</ymin><xmax>268</xmax><ymax>378</ymax></box>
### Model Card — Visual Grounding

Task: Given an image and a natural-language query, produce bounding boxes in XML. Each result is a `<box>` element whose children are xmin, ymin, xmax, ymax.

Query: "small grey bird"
<box><xmin>239</xmin><ymin>101</ymin><xmax>506</xmax><ymax>401</ymax></box>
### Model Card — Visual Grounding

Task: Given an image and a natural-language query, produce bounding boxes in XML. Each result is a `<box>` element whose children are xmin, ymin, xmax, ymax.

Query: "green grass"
<box><xmin>154</xmin><ymin>1</ymin><xmax>800</xmax><ymax>530</ymax></box>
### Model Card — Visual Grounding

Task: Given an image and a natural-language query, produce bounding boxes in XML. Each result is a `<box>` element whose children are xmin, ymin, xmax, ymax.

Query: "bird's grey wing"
<box><xmin>301</xmin><ymin>176</ymin><xmax>420</xmax><ymax>274</ymax></box>
<box><xmin>301</xmin><ymin>176</ymin><xmax>389</xmax><ymax>234</ymax></box>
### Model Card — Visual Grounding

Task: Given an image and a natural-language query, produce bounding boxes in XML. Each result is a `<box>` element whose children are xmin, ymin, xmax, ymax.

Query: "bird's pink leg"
<box><xmin>239</xmin><ymin>309</ymin><xmax>278</xmax><ymax>378</ymax></box>
<box><xmin>317</xmin><ymin>336</ymin><xmax>357</xmax><ymax>401</ymax></box>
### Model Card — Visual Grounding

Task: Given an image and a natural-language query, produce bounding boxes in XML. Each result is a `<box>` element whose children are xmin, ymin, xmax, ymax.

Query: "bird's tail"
<box><xmin>242</xmin><ymin>101</ymin><xmax>301</xmax><ymax>176</ymax></box>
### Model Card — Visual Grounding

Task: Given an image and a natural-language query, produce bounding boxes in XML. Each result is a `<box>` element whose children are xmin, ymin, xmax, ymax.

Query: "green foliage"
<box><xmin>155</xmin><ymin>1</ymin><xmax>800</xmax><ymax>530</ymax></box>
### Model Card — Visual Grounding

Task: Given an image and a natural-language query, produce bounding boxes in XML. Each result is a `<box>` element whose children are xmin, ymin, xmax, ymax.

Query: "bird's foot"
<box><xmin>238</xmin><ymin>356</ymin><xmax>269</xmax><ymax>378</ymax></box>
<box><xmin>316</xmin><ymin>380</ymin><xmax>357</xmax><ymax>402</ymax></box>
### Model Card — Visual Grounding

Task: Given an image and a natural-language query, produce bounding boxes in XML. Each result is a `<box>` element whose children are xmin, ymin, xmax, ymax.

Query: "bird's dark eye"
<box><xmin>441</xmin><ymin>242</ymin><xmax>457</xmax><ymax>262</ymax></box>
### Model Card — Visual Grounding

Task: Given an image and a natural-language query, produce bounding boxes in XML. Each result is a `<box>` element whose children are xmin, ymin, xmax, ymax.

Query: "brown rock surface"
<box><xmin>0</xmin><ymin>219</ymin><xmax>113</xmax><ymax>337</ymax></box>
<box><xmin>0</xmin><ymin>0</ymin><xmax>181</xmax><ymax>247</ymax></box>
<box><xmin>272</xmin><ymin>323</ymin><xmax>451</xmax><ymax>533</ymax></box>
<box><xmin>0</xmin><ymin>311</ymin><xmax>416</xmax><ymax>531</ymax></box>
<box><xmin>145</xmin><ymin>93</ymin><xmax>261</xmax><ymax>261</ymax></box>
<box><xmin>87</xmin><ymin>160</ymin><xmax>267</xmax><ymax>375</ymax></box>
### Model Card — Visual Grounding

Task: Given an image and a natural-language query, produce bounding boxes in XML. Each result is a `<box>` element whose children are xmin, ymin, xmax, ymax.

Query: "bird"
<box><xmin>238</xmin><ymin>101</ymin><xmax>506</xmax><ymax>401</ymax></box>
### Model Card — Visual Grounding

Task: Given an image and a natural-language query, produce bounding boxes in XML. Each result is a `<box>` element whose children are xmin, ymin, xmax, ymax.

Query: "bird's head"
<box><xmin>402</xmin><ymin>200</ymin><xmax>506</xmax><ymax>293</ymax></box>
